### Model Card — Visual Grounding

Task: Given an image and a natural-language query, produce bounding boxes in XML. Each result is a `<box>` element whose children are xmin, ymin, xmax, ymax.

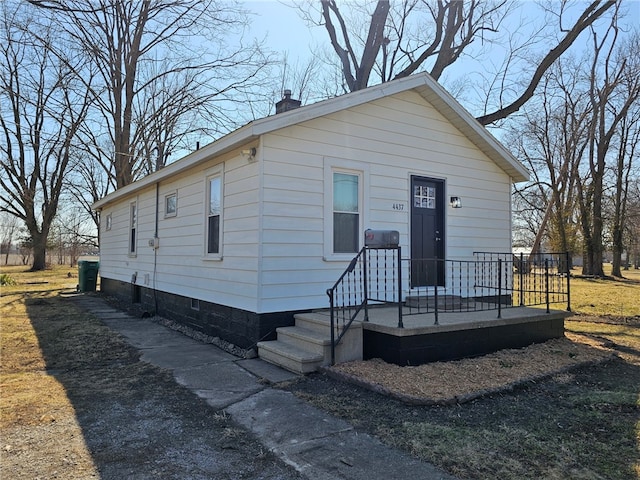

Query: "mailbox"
<box><xmin>364</xmin><ymin>229</ymin><xmax>400</xmax><ymax>248</ymax></box>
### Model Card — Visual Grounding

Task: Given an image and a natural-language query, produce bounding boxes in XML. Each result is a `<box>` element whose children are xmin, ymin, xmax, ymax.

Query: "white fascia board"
<box><xmin>93</xmin><ymin>72</ymin><xmax>528</xmax><ymax>211</ymax></box>
<box><xmin>413</xmin><ymin>74</ymin><xmax>530</xmax><ymax>182</ymax></box>
<box><xmin>92</xmin><ymin>126</ymin><xmax>259</xmax><ymax>210</ymax></box>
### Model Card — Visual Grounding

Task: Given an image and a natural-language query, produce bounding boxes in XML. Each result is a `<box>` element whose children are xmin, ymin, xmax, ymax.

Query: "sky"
<box><xmin>247</xmin><ymin>1</ymin><xmax>320</xmax><ymax>57</ymax></box>
<box><xmin>239</xmin><ymin>0</ymin><xmax>640</xmax><ymax>123</ymax></box>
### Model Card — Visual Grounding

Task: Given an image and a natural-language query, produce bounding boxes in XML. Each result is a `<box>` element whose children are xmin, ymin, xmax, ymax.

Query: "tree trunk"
<box><xmin>611</xmin><ymin>226</ymin><xmax>623</xmax><ymax>277</ymax></box>
<box><xmin>30</xmin><ymin>231</ymin><xmax>48</xmax><ymax>271</ymax></box>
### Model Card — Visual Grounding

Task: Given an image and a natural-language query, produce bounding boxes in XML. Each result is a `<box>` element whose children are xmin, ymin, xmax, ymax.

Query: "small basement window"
<box><xmin>190</xmin><ymin>298</ymin><xmax>200</xmax><ymax>311</ymax></box>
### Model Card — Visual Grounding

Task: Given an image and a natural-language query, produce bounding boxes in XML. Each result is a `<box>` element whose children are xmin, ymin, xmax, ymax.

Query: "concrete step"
<box><xmin>293</xmin><ymin>311</ymin><xmax>333</xmax><ymax>334</ymax></box>
<box><xmin>257</xmin><ymin>340</ymin><xmax>324</xmax><ymax>374</ymax></box>
<box><xmin>276</xmin><ymin>326</ymin><xmax>331</xmax><ymax>357</ymax></box>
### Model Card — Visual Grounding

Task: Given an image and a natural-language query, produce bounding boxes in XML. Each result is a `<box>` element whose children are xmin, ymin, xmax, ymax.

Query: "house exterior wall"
<box><xmin>257</xmin><ymin>90</ymin><xmax>512</xmax><ymax>313</ymax></box>
<box><xmin>97</xmin><ymin>89</ymin><xmax>513</xmax><ymax>346</ymax></box>
<box><xmin>99</xmin><ymin>149</ymin><xmax>263</xmax><ymax>315</ymax></box>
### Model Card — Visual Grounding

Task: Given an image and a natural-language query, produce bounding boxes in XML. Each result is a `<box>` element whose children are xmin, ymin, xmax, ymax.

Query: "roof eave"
<box><xmin>412</xmin><ymin>77</ymin><xmax>529</xmax><ymax>183</ymax></box>
<box><xmin>92</xmin><ymin>72</ymin><xmax>529</xmax><ymax>211</ymax></box>
<box><xmin>91</xmin><ymin>126</ymin><xmax>259</xmax><ymax>210</ymax></box>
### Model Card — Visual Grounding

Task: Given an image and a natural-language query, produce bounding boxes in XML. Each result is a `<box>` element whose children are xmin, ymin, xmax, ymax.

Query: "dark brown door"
<box><xmin>410</xmin><ymin>176</ymin><xmax>445</xmax><ymax>287</ymax></box>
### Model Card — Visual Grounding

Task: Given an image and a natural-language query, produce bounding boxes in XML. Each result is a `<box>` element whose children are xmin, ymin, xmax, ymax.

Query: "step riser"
<box><xmin>258</xmin><ymin>345</ymin><xmax>323</xmax><ymax>374</ymax></box>
<box><xmin>294</xmin><ymin>315</ymin><xmax>332</xmax><ymax>334</ymax></box>
<box><xmin>276</xmin><ymin>330</ymin><xmax>330</xmax><ymax>357</ymax></box>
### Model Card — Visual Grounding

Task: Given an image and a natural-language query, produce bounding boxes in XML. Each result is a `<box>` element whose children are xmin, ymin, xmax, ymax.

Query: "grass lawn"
<box><xmin>569</xmin><ymin>265</ymin><xmax>640</xmax><ymax>318</ymax></box>
<box><xmin>2</xmin><ymin>264</ymin><xmax>639</xmax><ymax>479</ymax></box>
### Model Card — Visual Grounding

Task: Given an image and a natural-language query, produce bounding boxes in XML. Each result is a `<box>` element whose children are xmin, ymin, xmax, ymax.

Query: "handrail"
<box><xmin>326</xmin><ymin>246</ymin><xmax>401</xmax><ymax>365</ymax></box>
<box><xmin>326</xmin><ymin>246</ymin><xmax>368</xmax><ymax>365</ymax></box>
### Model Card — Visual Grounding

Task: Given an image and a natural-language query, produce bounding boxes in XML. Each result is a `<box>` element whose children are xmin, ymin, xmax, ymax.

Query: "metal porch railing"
<box><xmin>326</xmin><ymin>248</ymin><xmax>571</xmax><ymax>365</ymax></box>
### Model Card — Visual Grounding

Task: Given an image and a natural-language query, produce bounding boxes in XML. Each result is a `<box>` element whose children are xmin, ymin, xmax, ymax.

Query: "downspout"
<box><xmin>509</xmin><ymin>177</ymin><xmax>514</xmax><ymax>250</ymax></box>
<box><xmin>153</xmin><ymin>182</ymin><xmax>159</xmax><ymax>316</ymax></box>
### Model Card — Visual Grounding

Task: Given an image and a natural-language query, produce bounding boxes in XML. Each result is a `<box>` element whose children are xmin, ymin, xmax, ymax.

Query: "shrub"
<box><xmin>0</xmin><ymin>273</ymin><xmax>17</xmax><ymax>286</ymax></box>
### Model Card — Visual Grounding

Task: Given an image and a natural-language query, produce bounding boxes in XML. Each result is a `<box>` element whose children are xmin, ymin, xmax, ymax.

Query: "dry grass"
<box><xmin>1</xmin><ymin>265</ymin><xmax>301</xmax><ymax>479</ymax></box>
<box><xmin>570</xmin><ymin>265</ymin><xmax>640</xmax><ymax>317</ymax></box>
<box><xmin>1</xmin><ymin>267</ymin><xmax>76</xmax><ymax>418</ymax></box>
<box><xmin>0</xmin><ymin>265</ymin><xmax>100</xmax><ymax>477</ymax></box>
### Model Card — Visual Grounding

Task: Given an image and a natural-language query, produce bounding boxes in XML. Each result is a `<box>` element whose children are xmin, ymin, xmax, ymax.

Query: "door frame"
<box><xmin>409</xmin><ymin>175</ymin><xmax>446</xmax><ymax>288</ymax></box>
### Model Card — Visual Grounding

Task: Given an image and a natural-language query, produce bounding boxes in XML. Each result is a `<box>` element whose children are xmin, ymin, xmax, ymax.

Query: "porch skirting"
<box><xmin>362</xmin><ymin>310</ymin><xmax>567</xmax><ymax>366</ymax></box>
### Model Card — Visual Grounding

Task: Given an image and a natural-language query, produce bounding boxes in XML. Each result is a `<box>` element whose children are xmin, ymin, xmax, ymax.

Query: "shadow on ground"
<box><xmin>23</xmin><ymin>292</ymin><xmax>302</xmax><ymax>480</ymax></box>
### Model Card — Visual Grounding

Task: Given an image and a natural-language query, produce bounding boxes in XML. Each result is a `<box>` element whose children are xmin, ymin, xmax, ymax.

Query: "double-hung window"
<box><xmin>206</xmin><ymin>175</ymin><xmax>222</xmax><ymax>256</ymax></box>
<box><xmin>324</xmin><ymin>158</ymin><xmax>367</xmax><ymax>260</ymax></box>
<box><xmin>129</xmin><ymin>201</ymin><xmax>137</xmax><ymax>255</ymax></box>
<box><xmin>333</xmin><ymin>172</ymin><xmax>360</xmax><ymax>253</ymax></box>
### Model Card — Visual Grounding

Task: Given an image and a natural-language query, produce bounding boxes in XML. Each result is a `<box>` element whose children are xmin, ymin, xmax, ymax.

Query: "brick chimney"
<box><xmin>275</xmin><ymin>89</ymin><xmax>301</xmax><ymax>114</ymax></box>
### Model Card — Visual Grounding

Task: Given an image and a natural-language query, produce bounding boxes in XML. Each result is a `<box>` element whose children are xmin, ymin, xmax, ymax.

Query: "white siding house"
<box><xmin>93</xmin><ymin>72</ymin><xmax>529</xmax><ymax>349</ymax></box>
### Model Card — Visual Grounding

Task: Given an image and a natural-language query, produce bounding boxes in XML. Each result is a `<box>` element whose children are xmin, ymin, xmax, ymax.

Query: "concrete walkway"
<box><xmin>70</xmin><ymin>294</ymin><xmax>459</xmax><ymax>480</ymax></box>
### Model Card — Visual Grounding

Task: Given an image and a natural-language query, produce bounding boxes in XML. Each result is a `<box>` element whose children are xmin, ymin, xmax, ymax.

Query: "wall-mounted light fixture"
<box><xmin>449</xmin><ymin>196</ymin><xmax>462</xmax><ymax>208</ymax></box>
<box><xmin>241</xmin><ymin>147</ymin><xmax>257</xmax><ymax>161</ymax></box>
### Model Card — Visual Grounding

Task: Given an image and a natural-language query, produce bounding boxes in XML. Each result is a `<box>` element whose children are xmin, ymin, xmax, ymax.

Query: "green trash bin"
<box><xmin>78</xmin><ymin>260</ymin><xmax>99</xmax><ymax>292</ymax></box>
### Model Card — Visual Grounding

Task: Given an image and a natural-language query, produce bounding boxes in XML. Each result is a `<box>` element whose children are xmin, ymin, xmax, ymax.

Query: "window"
<box><xmin>333</xmin><ymin>172</ymin><xmax>360</xmax><ymax>253</ymax></box>
<box><xmin>414</xmin><ymin>185</ymin><xmax>436</xmax><ymax>209</ymax></box>
<box><xmin>105</xmin><ymin>213</ymin><xmax>112</xmax><ymax>231</ymax></box>
<box><xmin>190</xmin><ymin>298</ymin><xmax>200</xmax><ymax>311</ymax></box>
<box><xmin>207</xmin><ymin>175</ymin><xmax>222</xmax><ymax>255</ymax></box>
<box><xmin>323</xmin><ymin>158</ymin><xmax>368</xmax><ymax>261</ymax></box>
<box><xmin>129</xmin><ymin>201</ymin><xmax>137</xmax><ymax>255</ymax></box>
<box><xmin>165</xmin><ymin>192</ymin><xmax>177</xmax><ymax>217</ymax></box>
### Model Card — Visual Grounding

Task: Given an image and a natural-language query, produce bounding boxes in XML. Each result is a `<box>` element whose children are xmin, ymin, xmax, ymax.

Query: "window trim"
<box><xmin>190</xmin><ymin>298</ymin><xmax>200</xmax><ymax>311</ymax></box>
<box><xmin>323</xmin><ymin>157</ymin><xmax>369</xmax><ymax>261</ymax></box>
<box><xmin>203</xmin><ymin>166</ymin><xmax>224</xmax><ymax>260</ymax></box>
<box><xmin>164</xmin><ymin>191</ymin><xmax>177</xmax><ymax>218</ymax></box>
<box><xmin>129</xmin><ymin>199</ymin><xmax>138</xmax><ymax>257</ymax></box>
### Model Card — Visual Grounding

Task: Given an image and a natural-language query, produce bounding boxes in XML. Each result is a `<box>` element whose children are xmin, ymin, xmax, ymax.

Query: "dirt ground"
<box><xmin>1</xmin><ymin>288</ymin><xmax>303</xmax><ymax>480</ymax></box>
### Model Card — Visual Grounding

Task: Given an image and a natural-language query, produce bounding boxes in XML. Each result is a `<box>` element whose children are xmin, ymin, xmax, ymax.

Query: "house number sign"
<box><xmin>392</xmin><ymin>203</ymin><xmax>406</xmax><ymax>211</ymax></box>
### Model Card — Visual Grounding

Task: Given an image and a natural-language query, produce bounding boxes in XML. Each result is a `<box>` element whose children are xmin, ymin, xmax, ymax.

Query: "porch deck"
<box><xmin>325</xmin><ymin>248</ymin><xmax>573</xmax><ymax>366</ymax></box>
<box><xmin>325</xmin><ymin>306</ymin><xmax>572</xmax><ymax>366</ymax></box>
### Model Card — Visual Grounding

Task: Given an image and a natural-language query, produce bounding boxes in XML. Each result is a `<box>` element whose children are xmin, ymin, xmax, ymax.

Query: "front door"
<box><xmin>410</xmin><ymin>176</ymin><xmax>445</xmax><ymax>288</ymax></box>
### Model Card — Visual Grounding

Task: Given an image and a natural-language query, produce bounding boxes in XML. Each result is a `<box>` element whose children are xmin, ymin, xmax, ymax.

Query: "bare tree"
<box><xmin>29</xmin><ymin>0</ymin><xmax>271</xmax><ymax>188</ymax></box>
<box><xmin>0</xmin><ymin>212</ymin><xmax>20</xmax><ymax>265</ymax></box>
<box><xmin>509</xmin><ymin>58</ymin><xmax>591</xmax><ymax>261</ymax></box>
<box><xmin>578</xmin><ymin>22</ymin><xmax>640</xmax><ymax>277</ymax></box>
<box><xmin>624</xmin><ymin>179</ymin><xmax>640</xmax><ymax>269</ymax></box>
<box><xmin>0</xmin><ymin>2</ymin><xmax>93</xmax><ymax>271</ymax></box>
<box><xmin>509</xmin><ymin>54</ymin><xmax>592</xmax><ymax>253</ymax></box>
<box><xmin>51</xmin><ymin>205</ymin><xmax>98</xmax><ymax>267</ymax></box>
<box><xmin>609</xmin><ymin>34</ymin><xmax>640</xmax><ymax>276</ymax></box>
<box><xmin>300</xmin><ymin>0</ymin><xmax>615</xmax><ymax>125</ymax></box>
<box><xmin>610</xmin><ymin>112</ymin><xmax>639</xmax><ymax>275</ymax></box>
